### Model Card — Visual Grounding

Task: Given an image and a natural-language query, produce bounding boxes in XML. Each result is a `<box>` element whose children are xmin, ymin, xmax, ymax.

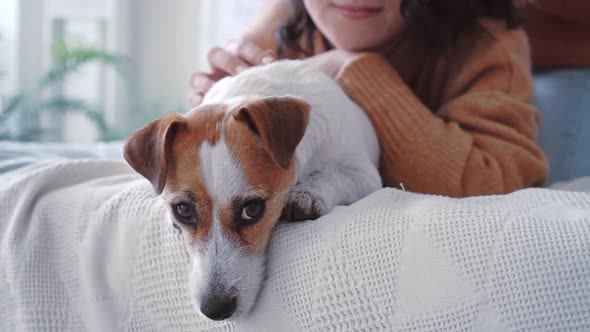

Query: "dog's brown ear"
<box><xmin>233</xmin><ymin>96</ymin><xmax>310</xmax><ymax>169</ymax></box>
<box><xmin>123</xmin><ymin>113</ymin><xmax>186</xmax><ymax>194</ymax></box>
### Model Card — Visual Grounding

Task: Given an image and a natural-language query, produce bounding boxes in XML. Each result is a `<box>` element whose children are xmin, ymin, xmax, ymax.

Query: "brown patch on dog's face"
<box><xmin>222</xmin><ymin>115</ymin><xmax>296</xmax><ymax>252</ymax></box>
<box><xmin>162</xmin><ymin>101</ymin><xmax>300</xmax><ymax>254</ymax></box>
<box><xmin>218</xmin><ymin>96</ymin><xmax>310</xmax><ymax>252</ymax></box>
<box><xmin>163</xmin><ymin>104</ymin><xmax>226</xmax><ymax>245</ymax></box>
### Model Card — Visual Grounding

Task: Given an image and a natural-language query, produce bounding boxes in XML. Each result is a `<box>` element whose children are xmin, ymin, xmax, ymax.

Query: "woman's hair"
<box><xmin>277</xmin><ymin>0</ymin><xmax>523</xmax><ymax>57</ymax></box>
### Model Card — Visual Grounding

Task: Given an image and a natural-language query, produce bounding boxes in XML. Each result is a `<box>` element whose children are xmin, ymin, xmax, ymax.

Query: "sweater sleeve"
<box><xmin>336</xmin><ymin>39</ymin><xmax>548</xmax><ymax>197</ymax></box>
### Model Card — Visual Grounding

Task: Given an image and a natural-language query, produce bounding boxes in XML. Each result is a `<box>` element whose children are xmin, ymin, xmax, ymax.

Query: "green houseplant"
<box><xmin>0</xmin><ymin>41</ymin><xmax>172</xmax><ymax>142</ymax></box>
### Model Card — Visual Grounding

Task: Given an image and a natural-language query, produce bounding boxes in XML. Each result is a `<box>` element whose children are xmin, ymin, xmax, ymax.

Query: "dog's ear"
<box><xmin>233</xmin><ymin>96</ymin><xmax>310</xmax><ymax>169</ymax></box>
<box><xmin>123</xmin><ymin>113</ymin><xmax>186</xmax><ymax>194</ymax></box>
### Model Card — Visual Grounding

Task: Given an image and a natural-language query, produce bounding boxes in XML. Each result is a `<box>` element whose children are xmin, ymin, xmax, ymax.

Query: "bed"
<box><xmin>0</xmin><ymin>139</ymin><xmax>589</xmax><ymax>331</ymax></box>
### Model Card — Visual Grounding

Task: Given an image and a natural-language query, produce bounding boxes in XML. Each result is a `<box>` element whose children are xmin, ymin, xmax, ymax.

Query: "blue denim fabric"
<box><xmin>533</xmin><ymin>68</ymin><xmax>590</xmax><ymax>185</ymax></box>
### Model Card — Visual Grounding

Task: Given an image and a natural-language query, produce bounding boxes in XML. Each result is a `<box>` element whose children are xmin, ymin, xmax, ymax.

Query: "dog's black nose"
<box><xmin>200</xmin><ymin>294</ymin><xmax>237</xmax><ymax>321</ymax></box>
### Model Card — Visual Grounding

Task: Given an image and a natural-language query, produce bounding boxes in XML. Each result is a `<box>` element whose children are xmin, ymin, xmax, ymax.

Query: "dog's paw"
<box><xmin>280</xmin><ymin>185</ymin><xmax>329</xmax><ymax>222</ymax></box>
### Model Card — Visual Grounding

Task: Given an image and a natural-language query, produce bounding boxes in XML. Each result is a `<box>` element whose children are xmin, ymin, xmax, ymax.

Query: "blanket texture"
<box><xmin>1</xmin><ymin>160</ymin><xmax>589</xmax><ymax>331</ymax></box>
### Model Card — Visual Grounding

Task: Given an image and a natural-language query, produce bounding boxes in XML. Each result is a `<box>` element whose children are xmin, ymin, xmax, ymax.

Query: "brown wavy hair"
<box><xmin>277</xmin><ymin>0</ymin><xmax>523</xmax><ymax>57</ymax></box>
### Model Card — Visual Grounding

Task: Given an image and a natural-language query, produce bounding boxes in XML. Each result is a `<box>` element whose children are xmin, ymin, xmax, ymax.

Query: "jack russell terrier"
<box><xmin>123</xmin><ymin>60</ymin><xmax>381</xmax><ymax>321</ymax></box>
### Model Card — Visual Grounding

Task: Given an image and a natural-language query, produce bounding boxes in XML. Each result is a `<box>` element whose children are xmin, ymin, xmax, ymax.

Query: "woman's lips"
<box><xmin>332</xmin><ymin>4</ymin><xmax>383</xmax><ymax>19</ymax></box>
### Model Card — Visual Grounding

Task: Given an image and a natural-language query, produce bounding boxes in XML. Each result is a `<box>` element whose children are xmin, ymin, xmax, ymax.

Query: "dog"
<box><xmin>123</xmin><ymin>60</ymin><xmax>381</xmax><ymax>321</ymax></box>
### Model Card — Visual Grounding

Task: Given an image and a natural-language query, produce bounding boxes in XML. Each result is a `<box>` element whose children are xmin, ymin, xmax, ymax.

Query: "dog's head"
<box><xmin>123</xmin><ymin>96</ymin><xmax>309</xmax><ymax>320</ymax></box>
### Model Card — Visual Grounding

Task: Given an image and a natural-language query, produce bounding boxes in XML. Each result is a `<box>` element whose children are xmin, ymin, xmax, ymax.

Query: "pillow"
<box><xmin>533</xmin><ymin>68</ymin><xmax>590</xmax><ymax>185</ymax></box>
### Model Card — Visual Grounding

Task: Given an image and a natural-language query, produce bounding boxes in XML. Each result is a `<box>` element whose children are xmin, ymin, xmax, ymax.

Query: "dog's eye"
<box><xmin>172</xmin><ymin>203</ymin><xmax>196</xmax><ymax>224</ymax></box>
<box><xmin>240</xmin><ymin>199</ymin><xmax>265</xmax><ymax>223</ymax></box>
<box><xmin>176</xmin><ymin>203</ymin><xmax>193</xmax><ymax>219</ymax></box>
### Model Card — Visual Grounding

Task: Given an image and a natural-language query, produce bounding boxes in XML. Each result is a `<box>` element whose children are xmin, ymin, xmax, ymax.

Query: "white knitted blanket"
<box><xmin>1</xmin><ymin>159</ymin><xmax>589</xmax><ymax>331</ymax></box>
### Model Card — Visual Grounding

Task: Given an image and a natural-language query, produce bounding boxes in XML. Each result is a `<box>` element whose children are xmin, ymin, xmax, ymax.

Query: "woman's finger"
<box><xmin>234</xmin><ymin>40</ymin><xmax>276</xmax><ymax>65</ymax></box>
<box><xmin>207</xmin><ymin>46</ymin><xmax>250</xmax><ymax>75</ymax></box>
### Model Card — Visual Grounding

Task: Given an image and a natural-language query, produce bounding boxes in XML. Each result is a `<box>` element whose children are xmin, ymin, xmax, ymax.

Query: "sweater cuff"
<box><xmin>336</xmin><ymin>53</ymin><xmax>436</xmax><ymax>154</ymax></box>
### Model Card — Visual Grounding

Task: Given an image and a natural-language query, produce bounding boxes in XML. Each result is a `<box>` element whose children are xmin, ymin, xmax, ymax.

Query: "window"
<box><xmin>2</xmin><ymin>0</ymin><xmax>260</xmax><ymax>143</ymax></box>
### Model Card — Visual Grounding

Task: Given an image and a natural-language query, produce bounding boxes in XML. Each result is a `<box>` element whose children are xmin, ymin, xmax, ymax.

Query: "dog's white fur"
<box><xmin>188</xmin><ymin>139</ymin><xmax>267</xmax><ymax>319</ymax></box>
<box><xmin>190</xmin><ymin>60</ymin><xmax>381</xmax><ymax>319</ymax></box>
<box><xmin>203</xmin><ymin>60</ymin><xmax>381</xmax><ymax>208</ymax></box>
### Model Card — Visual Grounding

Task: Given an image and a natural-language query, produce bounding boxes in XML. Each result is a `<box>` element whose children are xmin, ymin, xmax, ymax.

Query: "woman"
<box><xmin>190</xmin><ymin>0</ymin><xmax>549</xmax><ymax>197</ymax></box>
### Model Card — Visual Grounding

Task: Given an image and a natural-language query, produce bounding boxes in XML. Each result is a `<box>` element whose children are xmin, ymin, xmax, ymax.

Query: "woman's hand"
<box><xmin>189</xmin><ymin>39</ymin><xmax>276</xmax><ymax>107</ymax></box>
<box><xmin>303</xmin><ymin>50</ymin><xmax>363</xmax><ymax>79</ymax></box>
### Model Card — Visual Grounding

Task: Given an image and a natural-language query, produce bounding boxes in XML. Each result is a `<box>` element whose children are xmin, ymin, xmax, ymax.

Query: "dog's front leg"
<box><xmin>280</xmin><ymin>158</ymin><xmax>381</xmax><ymax>222</ymax></box>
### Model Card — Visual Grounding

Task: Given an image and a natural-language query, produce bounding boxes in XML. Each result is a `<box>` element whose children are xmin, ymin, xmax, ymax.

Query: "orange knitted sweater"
<box><xmin>335</xmin><ymin>19</ymin><xmax>547</xmax><ymax>197</ymax></box>
<box><xmin>245</xmin><ymin>4</ymin><xmax>549</xmax><ymax>197</ymax></box>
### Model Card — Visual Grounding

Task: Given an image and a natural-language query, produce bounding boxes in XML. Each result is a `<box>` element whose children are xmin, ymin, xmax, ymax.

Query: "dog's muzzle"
<box><xmin>190</xmin><ymin>229</ymin><xmax>267</xmax><ymax>321</ymax></box>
